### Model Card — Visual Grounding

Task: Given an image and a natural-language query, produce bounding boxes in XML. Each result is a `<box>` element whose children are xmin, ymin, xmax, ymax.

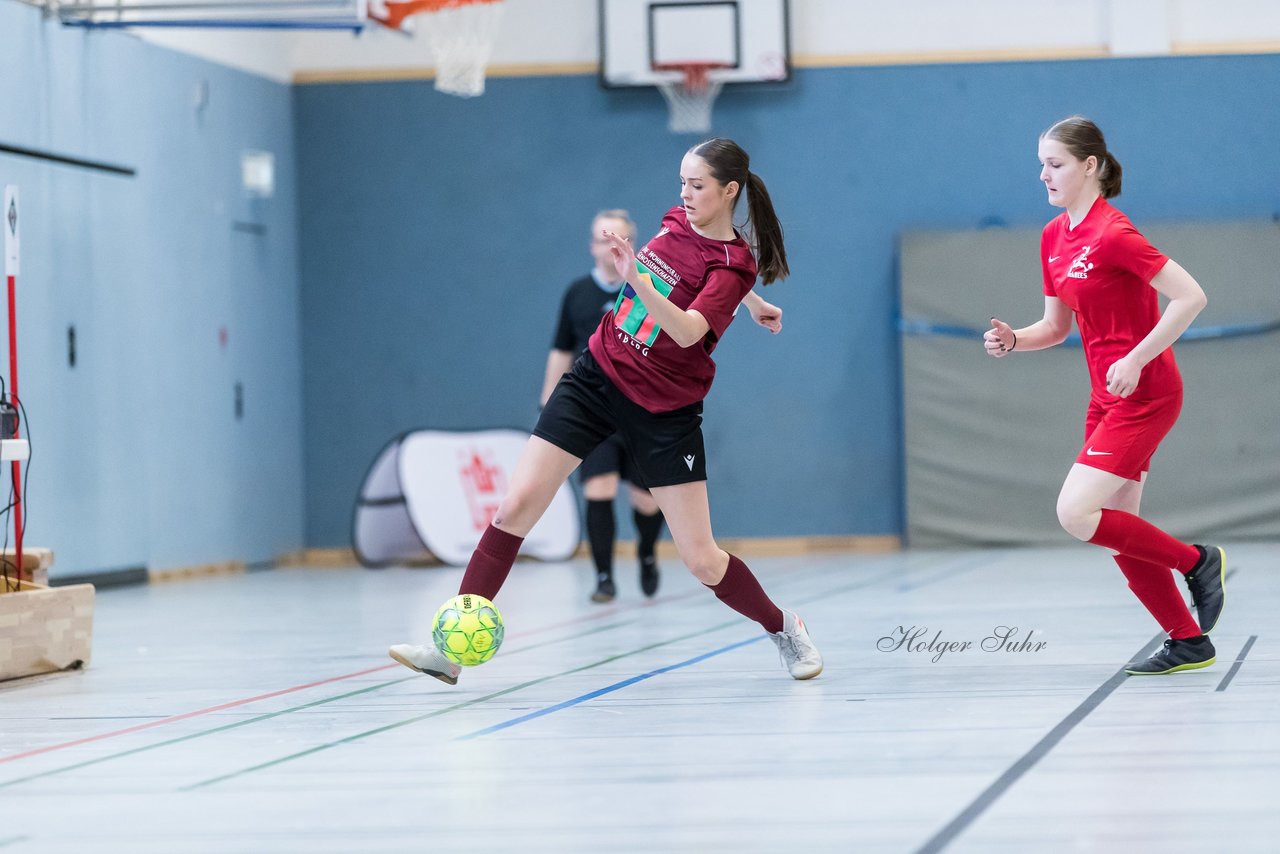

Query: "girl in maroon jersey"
<box><xmin>986</xmin><ymin>116</ymin><xmax>1226</xmax><ymax>675</ymax></box>
<box><xmin>391</xmin><ymin>138</ymin><xmax>823</xmax><ymax>683</ymax></box>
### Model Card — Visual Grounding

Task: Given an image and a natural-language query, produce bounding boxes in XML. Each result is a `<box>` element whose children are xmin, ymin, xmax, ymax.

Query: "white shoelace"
<box><xmin>775</xmin><ymin>631</ymin><xmax>799</xmax><ymax>664</ymax></box>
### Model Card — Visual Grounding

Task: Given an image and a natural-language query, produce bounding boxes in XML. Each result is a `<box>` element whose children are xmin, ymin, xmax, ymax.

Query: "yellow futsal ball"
<box><xmin>432</xmin><ymin>594</ymin><xmax>505</xmax><ymax>666</ymax></box>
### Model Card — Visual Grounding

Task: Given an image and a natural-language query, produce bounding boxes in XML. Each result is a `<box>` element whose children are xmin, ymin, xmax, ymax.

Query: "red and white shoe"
<box><xmin>388</xmin><ymin>643</ymin><xmax>461</xmax><ymax>685</ymax></box>
<box><xmin>770</xmin><ymin>610</ymin><xmax>823</xmax><ymax>680</ymax></box>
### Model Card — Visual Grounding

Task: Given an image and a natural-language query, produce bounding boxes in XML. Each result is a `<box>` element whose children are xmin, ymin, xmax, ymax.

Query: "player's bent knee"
<box><xmin>493</xmin><ymin>490</ymin><xmax>541</xmax><ymax>534</ymax></box>
<box><xmin>682</xmin><ymin>550</ymin><xmax>725</xmax><ymax>584</ymax></box>
<box><xmin>1055</xmin><ymin>502</ymin><xmax>1093</xmax><ymax>541</ymax></box>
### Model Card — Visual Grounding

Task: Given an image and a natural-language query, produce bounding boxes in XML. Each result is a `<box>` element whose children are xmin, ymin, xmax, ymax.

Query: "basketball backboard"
<box><xmin>599</xmin><ymin>0</ymin><xmax>790</xmax><ymax>89</ymax></box>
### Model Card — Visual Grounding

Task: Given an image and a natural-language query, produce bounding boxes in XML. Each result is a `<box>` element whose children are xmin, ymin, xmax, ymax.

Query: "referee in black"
<box><xmin>540</xmin><ymin>209</ymin><xmax>666</xmax><ymax>603</ymax></box>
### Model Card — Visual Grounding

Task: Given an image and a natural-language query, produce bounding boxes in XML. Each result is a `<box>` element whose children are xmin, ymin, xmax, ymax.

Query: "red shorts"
<box><xmin>1078</xmin><ymin>389</ymin><xmax>1182</xmax><ymax>481</ymax></box>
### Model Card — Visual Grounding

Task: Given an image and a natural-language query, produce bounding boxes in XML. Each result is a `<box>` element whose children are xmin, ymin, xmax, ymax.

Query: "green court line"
<box><xmin>184</xmin><ymin>617</ymin><xmax>751</xmax><ymax>790</ymax></box>
<box><xmin>0</xmin><ymin>678</ymin><xmax>415</xmax><ymax>790</ymax></box>
<box><xmin>0</xmin><ymin>618</ymin><xmax>636</xmax><ymax>790</ymax></box>
<box><xmin>3</xmin><ymin>558</ymin><xmax>929</xmax><ymax>793</ymax></box>
<box><xmin>186</xmin><ymin>568</ymin><xmax>899</xmax><ymax>791</ymax></box>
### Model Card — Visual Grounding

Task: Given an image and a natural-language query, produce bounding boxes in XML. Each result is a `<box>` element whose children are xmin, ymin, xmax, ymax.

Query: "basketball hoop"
<box><xmin>654</xmin><ymin>63</ymin><xmax>728</xmax><ymax>134</ymax></box>
<box><xmin>372</xmin><ymin>0</ymin><xmax>504</xmax><ymax>97</ymax></box>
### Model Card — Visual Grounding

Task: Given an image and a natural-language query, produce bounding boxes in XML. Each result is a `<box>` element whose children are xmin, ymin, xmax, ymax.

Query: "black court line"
<box><xmin>0</xmin><ymin>142</ymin><xmax>136</xmax><ymax>177</ymax></box>
<box><xmin>913</xmin><ymin>631</ymin><xmax>1166</xmax><ymax>854</ymax></box>
<box><xmin>1215</xmin><ymin>635</ymin><xmax>1258</xmax><ymax>692</ymax></box>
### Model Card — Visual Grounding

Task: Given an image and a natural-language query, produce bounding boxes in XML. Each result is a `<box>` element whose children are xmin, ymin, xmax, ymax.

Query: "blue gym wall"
<box><xmin>0</xmin><ymin>3</ymin><xmax>305</xmax><ymax>577</ymax></box>
<box><xmin>295</xmin><ymin>53</ymin><xmax>1280</xmax><ymax>546</ymax></box>
<box><xmin>5</xmin><ymin>4</ymin><xmax>1277</xmax><ymax>568</ymax></box>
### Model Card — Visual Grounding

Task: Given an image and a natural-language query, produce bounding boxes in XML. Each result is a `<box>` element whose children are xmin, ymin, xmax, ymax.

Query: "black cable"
<box><xmin>0</xmin><ymin>390</ymin><xmax>29</xmax><ymax>591</ymax></box>
<box><xmin>14</xmin><ymin>392</ymin><xmax>29</xmax><ymax>546</ymax></box>
<box><xmin>1</xmin><ymin>465</ymin><xmax>13</xmax><ymax>592</ymax></box>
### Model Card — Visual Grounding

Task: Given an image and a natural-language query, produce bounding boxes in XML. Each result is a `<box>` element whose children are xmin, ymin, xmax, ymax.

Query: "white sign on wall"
<box><xmin>399</xmin><ymin>430</ymin><xmax>580</xmax><ymax>566</ymax></box>
<box><xmin>354</xmin><ymin>428</ymin><xmax>581</xmax><ymax>567</ymax></box>
<box><xmin>3</xmin><ymin>186</ymin><xmax>17</xmax><ymax>277</ymax></box>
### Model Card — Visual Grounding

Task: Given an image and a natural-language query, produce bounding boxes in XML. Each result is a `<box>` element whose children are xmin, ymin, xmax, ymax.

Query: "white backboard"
<box><xmin>600</xmin><ymin>0</ymin><xmax>790</xmax><ymax>88</ymax></box>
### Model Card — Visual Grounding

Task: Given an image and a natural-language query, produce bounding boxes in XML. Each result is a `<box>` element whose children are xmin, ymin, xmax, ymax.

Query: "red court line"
<box><xmin>0</xmin><ymin>663</ymin><xmax>398</xmax><ymax>765</ymax></box>
<box><xmin>0</xmin><ymin>589</ymin><xmax>701</xmax><ymax>766</ymax></box>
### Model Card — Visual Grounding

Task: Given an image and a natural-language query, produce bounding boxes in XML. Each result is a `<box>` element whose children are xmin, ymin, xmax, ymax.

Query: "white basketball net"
<box><xmin>656</xmin><ymin>65</ymin><xmax>725</xmax><ymax>134</ymax></box>
<box><xmin>424</xmin><ymin>0</ymin><xmax>505</xmax><ymax>97</ymax></box>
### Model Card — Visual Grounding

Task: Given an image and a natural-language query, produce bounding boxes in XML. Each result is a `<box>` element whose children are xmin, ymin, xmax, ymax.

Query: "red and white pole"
<box><xmin>4</xmin><ymin>186</ymin><xmax>21</xmax><ymax>582</ymax></box>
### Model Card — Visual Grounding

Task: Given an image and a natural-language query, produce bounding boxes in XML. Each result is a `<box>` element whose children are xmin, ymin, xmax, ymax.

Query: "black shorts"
<box><xmin>578</xmin><ymin>433</ymin><xmax>639</xmax><ymax>485</ymax></box>
<box><xmin>534</xmin><ymin>352</ymin><xmax>707</xmax><ymax>488</ymax></box>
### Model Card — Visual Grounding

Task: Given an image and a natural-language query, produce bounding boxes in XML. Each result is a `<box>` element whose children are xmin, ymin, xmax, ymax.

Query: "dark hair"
<box><xmin>1041</xmin><ymin>116</ymin><xmax>1123</xmax><ymax>199</ymax></box>
<box><xmin>688</xmin><ymin>138</ymin><xmax>789</xmax><ymax>284</ymax></box>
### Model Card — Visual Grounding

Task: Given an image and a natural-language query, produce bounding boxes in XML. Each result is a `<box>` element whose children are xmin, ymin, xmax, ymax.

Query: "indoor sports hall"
<box><xmin>1</xmin><ymin>2</ymin><xmax>1277</xmax><ymax>851</ymax></box>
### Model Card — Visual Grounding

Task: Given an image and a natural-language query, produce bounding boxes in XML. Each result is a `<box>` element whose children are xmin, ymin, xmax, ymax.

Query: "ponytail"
<box><xmin>1042</xmin><ymin>115</ymin><xmax>1123</xmax><ymax>199</ymax></box>
<box><xmin>745</xmin><ymin>171</ymin><xmax>789</xmax><ymax>284</ymax></box>
<box><xmin>1099</xmin><ymin>151</ymin><xmax>1123</xmax><ymax>199</ymax></box>
<box><xmin>689</xmin><ymin>138</ymin><xmax>790</xmax><ymax>285</ymax></box>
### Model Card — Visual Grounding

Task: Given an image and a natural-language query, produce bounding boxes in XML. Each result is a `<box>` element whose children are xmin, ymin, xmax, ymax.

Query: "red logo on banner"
<box><xmin>459</xmin><ymin>448</ymin><xmax>506</xmax><ymax>531</ymax></box>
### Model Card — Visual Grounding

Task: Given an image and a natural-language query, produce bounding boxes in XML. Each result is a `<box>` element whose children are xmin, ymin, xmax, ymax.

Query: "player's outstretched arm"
<box><xmin>742</xmin><ymin>290</ymin><xmax>782</xmax><ymax>334</ymax></box>
<box><xmin>985</xmin><ymin>297</ymin><xmax>1072</xmax><ymax>358</ymax></box>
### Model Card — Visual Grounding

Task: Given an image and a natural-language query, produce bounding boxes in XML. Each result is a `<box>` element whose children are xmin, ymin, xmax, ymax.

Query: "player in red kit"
<box><xmin>985</xmin><ymin>116</ymin><xmax>1226</xmax><ymax>675</ymax></box>
<box><xmin>391</xmin><ymin>138</ymin><xmax>823</xmax><ymax>684</ymax></box>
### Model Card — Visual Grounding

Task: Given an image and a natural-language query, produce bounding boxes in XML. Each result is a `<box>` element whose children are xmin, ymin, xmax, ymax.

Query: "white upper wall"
<box><xmin>135</xmin><ymin>29</ymin><xmax>293</xmax><ymax>81</ymax></box>
<box><xmin>128</xmin><ymin>0</ymin><xmax>1280</xmax><ymax>83</ymax></box>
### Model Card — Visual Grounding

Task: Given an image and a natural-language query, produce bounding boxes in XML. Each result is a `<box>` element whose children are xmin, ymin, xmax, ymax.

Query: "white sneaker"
<box><xmin>388</xmin><ymin>643</ymin><xmax>461</xmax><ymax>685</ymax></box>
<box><xmin>770</xmin><ymin>610</ymin><xmax>823</xmax><ymax>680</ymax></box>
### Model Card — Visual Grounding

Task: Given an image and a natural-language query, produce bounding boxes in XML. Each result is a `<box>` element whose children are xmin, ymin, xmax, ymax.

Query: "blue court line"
<box><xmin>458</xmin><ymin>635</ymin><xmax>770</xmax><ymax>741</ymax></box>
<box><xmin>184</xmin><ymin>558</ymin><xmax>962</xmax><ymax>788</ymax></box>
<box><xmin>463</xmin><ymin>555</ymin><xmax>1008</xmax><ymax>742</ymax></box>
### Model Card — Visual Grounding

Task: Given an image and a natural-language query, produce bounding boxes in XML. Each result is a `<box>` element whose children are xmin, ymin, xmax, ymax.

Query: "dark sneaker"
<box><xmin>590</xmin><ymin>575</ymin><xmax>616</xmax><ymax>603</ymax></box>
<box><xmin>1125</xmin><ymin>636</ymin><xmax>1216</xmax><ymax>675</ymax></box>
<box><xmin>1185</xmin><ymin>545</ymin><xmax>1226</xmax><ymax>634</ymax></box>
<box><xmin>639</xmin><ymin>556</ymin><xmax>660</xmax><ymax>598</ymax></box>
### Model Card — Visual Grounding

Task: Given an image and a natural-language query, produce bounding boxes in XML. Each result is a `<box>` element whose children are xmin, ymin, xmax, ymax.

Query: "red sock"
<box><xmin>1089</xmin><ymin>509</ymin><xmax>1201</xmax><ymax>573</ymax></box>
<box><xmin>458</xmin><ymin>525</ymin><xmax>524</xmax><ymax>602</ymax></box>
<box><xmin>705</xmin><ymin>554</ymin><xmax>784</xmax><ymax>634</ymax></box>
<box><xmin>1113</xmin><ymin>555</ymin><xmax>1201</xmax><ymax>639</ymax></box>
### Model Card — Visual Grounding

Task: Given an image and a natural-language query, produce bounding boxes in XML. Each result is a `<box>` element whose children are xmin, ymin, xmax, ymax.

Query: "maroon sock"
<box><xmin>1089</xmin><ymin>509</ymin><xmax>1201</xmax><ymax>573</ymax></box>
<box><xmin>458</xmin><ymin>525</ymin><xmax>524</xmax><ymax>601</ymax></box>
<box><xmin>1113</xmin><ymin>554</ymin><xmax>1201</xmax><ymax>639</ymax></box>
<box><xmin>705</xmin><ymin>554</ymin><xmax>784</xmax><ymax>634</ymax></box>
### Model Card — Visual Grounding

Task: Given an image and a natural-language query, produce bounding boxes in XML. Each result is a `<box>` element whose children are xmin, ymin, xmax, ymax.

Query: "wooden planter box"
<box><xmin>1</xmin><ymin>550</ymin><xmax>94</xmax><ymax>681</ymax></box>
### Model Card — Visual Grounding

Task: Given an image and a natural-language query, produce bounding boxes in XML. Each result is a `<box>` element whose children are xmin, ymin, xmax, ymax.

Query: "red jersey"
<box><xmin>589</xmin><ymin>206</ymin><xmax>757</xmax><ymax>412</ymax></box>
<box><xmin>1041</xmin><ymin>196</ymin><xmax>1180</xmax><ymax>401</ymax></box>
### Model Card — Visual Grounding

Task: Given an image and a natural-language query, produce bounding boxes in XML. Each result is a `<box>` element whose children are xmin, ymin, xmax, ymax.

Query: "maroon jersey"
<box><xmin>589</xmin><ymin>206</ymin><xmax>757</xmax><ymax>412</ymax></box>
<box><xmin>1041</xmin><ymin>196</ymin><xmax>1180</xmax><ymax>401</ymax></box>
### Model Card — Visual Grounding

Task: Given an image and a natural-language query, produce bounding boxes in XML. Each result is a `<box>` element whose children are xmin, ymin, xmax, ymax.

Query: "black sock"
<box><xmin>633</xmin><ymin>508</ymin><xmax>664</xmax><ymax>565</ymax></box>
<box><xmin>586</xmin><ymin>499</ymin><xmax>615</xmax><ymax>580</ymax></box>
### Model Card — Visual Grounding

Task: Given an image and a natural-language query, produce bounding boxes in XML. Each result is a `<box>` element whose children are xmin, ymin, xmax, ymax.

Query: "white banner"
<box><xmin>398</xmin><ymin>429</ymin><xmax>579</xmax><ymax>566</ymax></box>
<box><xmin>3</xmin><ymin>186</ymin><xmax>17</xmax><ymax>277</ymax></box>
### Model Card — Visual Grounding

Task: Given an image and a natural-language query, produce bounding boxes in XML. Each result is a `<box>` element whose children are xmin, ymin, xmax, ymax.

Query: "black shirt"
<box><xmin>552</xmin><ymin>273</ymin><xmax>624</xmax><ymax>357</ymax></box>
